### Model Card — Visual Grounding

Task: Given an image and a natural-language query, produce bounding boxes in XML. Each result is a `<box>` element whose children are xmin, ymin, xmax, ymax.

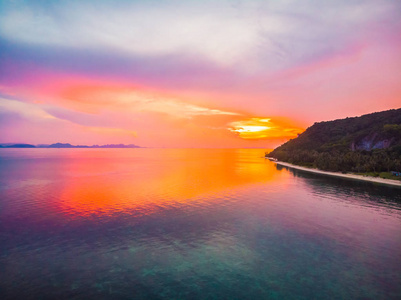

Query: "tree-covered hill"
<box><xmin>269</xmin><ymin>108</ymin><xmax>401</xmax><ymax>174</ymax></box>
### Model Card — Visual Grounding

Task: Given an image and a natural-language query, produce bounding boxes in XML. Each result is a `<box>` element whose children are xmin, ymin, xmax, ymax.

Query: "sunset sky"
<box><xmin>0</xmin><ymin>0</ymin><xmax>400</xmax><ymax>148</ymax></box>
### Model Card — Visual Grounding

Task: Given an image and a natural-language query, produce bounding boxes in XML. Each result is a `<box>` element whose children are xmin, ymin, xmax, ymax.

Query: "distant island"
<box><xmin>268</xmin><ymin>108</ymin><xmax>401</xmax><ymax>181</ymax></box>
<box><xmin>0</xmin><ymin>143</ymin><xmax>142</xmax><ymax>148</ymax></box>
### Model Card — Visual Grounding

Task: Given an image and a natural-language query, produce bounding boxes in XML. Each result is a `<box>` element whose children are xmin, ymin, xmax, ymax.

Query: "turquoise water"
<box><xmin>1</xmin><ymin>149</ymin><xmax>400</xmax><ymax>299</ymax></box>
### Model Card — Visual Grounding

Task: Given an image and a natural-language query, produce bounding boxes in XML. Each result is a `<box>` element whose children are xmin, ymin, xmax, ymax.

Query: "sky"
<box><xmin>0</xmin><ymin>0</ymin><xmax>400</xmax><ymax>148</ymax></box>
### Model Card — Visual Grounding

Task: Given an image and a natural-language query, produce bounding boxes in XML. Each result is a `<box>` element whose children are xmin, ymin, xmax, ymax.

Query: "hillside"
<box><xmin>269</xmin><ymin>108</ymin><xmax>401</xmax><ymax>174</ymax></box>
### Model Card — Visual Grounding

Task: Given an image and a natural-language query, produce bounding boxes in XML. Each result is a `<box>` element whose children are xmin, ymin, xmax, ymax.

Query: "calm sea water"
<box><xmin>0</xmin><ymin>148</ymin><xmax>400</xmax><ymax>299</ymax></box>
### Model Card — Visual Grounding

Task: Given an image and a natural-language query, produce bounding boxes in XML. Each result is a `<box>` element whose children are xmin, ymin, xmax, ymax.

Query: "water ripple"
<box><xmin>1</xmin><ymin>149</ymin><xmax>400</xmax><ymax>299</ymax></box>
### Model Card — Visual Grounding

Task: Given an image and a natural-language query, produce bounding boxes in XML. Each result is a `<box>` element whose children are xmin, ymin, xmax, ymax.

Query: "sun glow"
<box><xmin>229</xmin><ymin>117</ymin><xmax>304</xmax><ymax>140</ymax></box>
<box><xmin>55</xmin><ymin>149</ymin><xmax>286</xmax><ymax>217</ymax></box>
<box><xmin>233</xmin><ymin>125</ymin><xmax>272</xmax><ymax>133</ymax></box>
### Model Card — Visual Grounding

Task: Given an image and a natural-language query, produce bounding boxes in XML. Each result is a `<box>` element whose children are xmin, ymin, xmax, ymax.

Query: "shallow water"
<box><xmin>1</xmin><ymin>148</ymin><xmax>400</xmax><ymax>299</ymax></box>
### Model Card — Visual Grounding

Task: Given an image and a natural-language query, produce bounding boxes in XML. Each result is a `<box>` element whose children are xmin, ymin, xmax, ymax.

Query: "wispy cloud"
<box><xmin>0</xmin><ymin>94</ymin><xmax>135</xmax><ymax>138</ymax></box>
<box><xmin>1</xmin><ymin>0</ymin><xmax>398</xmax><ymax>71</ymax></box>
<box><xmin>0</xmin><ymin>97</ymin><xmax>55</xmax><ymax>121</ymax></box>
<box><xmin>57</xmin><ymin>83</ymin><xmax>240</xmax><ymax>118</ymax></box>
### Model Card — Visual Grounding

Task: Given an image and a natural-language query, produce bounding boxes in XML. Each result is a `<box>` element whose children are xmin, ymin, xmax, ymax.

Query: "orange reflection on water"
<box><xmin>56</xmin><ymin>149</ymin><xmax>290</xmax><ymax>217</ymax></box>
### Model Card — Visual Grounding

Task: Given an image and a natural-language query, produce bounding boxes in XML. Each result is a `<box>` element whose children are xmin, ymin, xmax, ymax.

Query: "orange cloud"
<box><xmin>229</xmin><ymin>117</ymin><xmax>304</xmax><ymax>140</ymax></box>
<box><xmin>58</xmin><ymin>83</ymin><xmax>240</xmax><ymax>118</ymax></box>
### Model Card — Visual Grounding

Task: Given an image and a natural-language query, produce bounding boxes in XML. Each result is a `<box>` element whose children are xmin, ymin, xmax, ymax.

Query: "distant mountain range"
<box><xmin>269</xmin><ymin>108</ymin><xmax>401</xmax><ymax>174</ymax></box>
<box><xmin>0</xmin><ymin>143</ymin><xmax>142</xmax><ymax>148</ymax></box>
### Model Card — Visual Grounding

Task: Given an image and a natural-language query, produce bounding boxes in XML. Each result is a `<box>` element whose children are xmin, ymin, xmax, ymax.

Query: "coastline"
<box><xmin>273</xmin><ymin>160</ymin><xmax>401</xmax><ymax>187</ymax></box>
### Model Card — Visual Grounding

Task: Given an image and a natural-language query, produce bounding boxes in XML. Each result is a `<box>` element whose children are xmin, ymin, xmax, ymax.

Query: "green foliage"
<box><xmin>270</xmin><ymin>108</ymin><xmax>401</xmax><ymax>173</ymax></box>
<box><xmin>383</xmin><ymin>124</ymin><xmax>401</xmax><ymax>135</ymax></box>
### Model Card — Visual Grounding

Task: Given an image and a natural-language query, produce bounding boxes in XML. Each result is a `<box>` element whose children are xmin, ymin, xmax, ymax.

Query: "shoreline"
<box><xmin>273</xmin><ymin>161</ymin><xmax>401</xmax><ymax>187</ymax></box>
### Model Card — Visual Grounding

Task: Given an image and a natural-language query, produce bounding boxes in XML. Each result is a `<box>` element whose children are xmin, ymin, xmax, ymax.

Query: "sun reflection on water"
<box><xmin>53</xmin><ymin>149</ymin><xmax>290</xmax><ymax>217</ymax></box>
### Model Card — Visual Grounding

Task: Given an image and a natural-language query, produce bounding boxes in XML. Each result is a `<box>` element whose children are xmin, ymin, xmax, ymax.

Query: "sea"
<box><xmin>0</xmin><ymin>148</ymin><xmax>400</xmax><ymax>299</ymax></box>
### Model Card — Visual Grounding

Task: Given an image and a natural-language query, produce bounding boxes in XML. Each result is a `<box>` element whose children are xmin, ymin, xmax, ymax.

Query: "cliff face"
<box><xmin>351</xmin><ymin>135</ymin><xmax>394</xmax><ymax>151</ymax></box>
<box><xmin>269</xmin><ymin>108</ymin><xmax>401</xmax><ymax>173</ymax></box>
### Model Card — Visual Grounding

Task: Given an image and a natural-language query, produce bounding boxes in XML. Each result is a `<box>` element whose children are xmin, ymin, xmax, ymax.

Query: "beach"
<box><xmin>274</xmin><ymin>161</ymin><xmax>401</xmax><ymax>187</ymax></box>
